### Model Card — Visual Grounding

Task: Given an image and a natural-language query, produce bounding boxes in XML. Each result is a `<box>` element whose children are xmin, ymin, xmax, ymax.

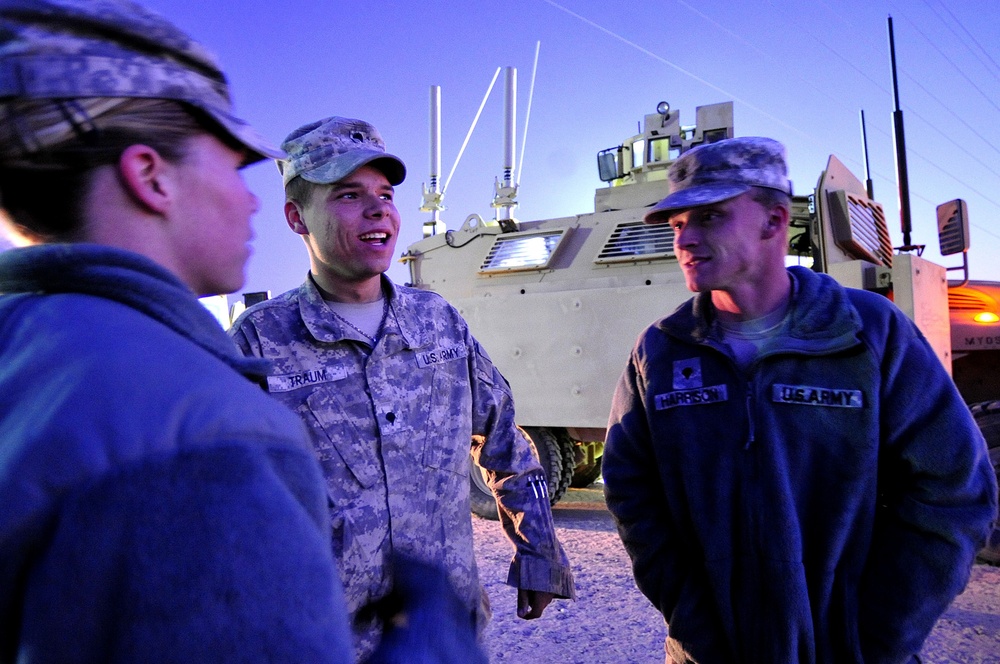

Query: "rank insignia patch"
<box><xmin>673</xmin><ymin>358</ymin><xmax>703</xmax><ymax>390</ymax></box>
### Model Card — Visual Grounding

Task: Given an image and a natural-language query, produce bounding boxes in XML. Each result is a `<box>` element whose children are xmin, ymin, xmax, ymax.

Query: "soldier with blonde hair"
<box><xmin>0</xmin><ymin>2</ymin><xmax>355</xmax><ymax>661</ymax></box>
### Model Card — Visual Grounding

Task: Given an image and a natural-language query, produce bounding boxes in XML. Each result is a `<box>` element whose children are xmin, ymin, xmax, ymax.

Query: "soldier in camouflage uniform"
<box><xmin>229</xmin><ymin>116</ymin><xmax>576</xmax><ymax>659</ymax></box>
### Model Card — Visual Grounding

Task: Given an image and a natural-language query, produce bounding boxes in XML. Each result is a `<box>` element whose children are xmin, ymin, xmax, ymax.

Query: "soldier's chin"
<box><xmin>682</xmin><ymin>276</ymin><xmax>709</xmax><ymax>293</ymax></box>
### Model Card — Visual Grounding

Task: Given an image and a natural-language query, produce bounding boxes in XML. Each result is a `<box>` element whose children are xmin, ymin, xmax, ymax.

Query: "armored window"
<box><xmin>595</xmin><ymin>221</ymin><xmax>675</xmax><ymax>263</ymax></box>
<box><xmin>479</xmin><ymin>229</ymin><xmax>566</xmax><ymax>273</ymax></box>
<box><xmin>648</xmin><ymin>137</ymin><xmax>672</xmax><ymax>165</ymax></box>
<box><xmin>632</xmin><ymin>139</ymin><xmax>645</xmax><ymax>169</ymax></box>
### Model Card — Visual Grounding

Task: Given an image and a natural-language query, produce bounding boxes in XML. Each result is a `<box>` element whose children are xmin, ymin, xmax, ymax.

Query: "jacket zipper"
<box><xmin>744</xmin><ymin>380</ymin><xmax>756</xmax><ymax>450</ymax></box>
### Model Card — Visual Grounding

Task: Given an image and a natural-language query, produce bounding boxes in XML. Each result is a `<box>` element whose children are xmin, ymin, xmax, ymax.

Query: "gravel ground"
<box><xmin>472</xmin><ymin>485</ymin><xmax>1000</xmax><ymax>664</ymax></box>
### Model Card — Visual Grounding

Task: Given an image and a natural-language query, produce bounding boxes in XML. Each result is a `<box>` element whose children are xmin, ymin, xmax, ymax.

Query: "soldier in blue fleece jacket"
<box><xmin>0</xmin><ymin>2</ymin><xmax>358</xmax><ymax>662</ymax></box>
<box><xmin>603</xmin><ymin>137</ymin><xmax>998</xmax><ymax>664</ymax></box>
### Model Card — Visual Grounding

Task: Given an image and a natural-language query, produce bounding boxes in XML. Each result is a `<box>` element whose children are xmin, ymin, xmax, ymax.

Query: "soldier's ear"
<box><xmin>285</xmin><ymin>200</ymin><xmax>308</xmax><ymax>235</ymax></box>
<box><xmin>760</xmin><ymin>203</ymin><xmax>789</xmax><ymax>240</ymax></box>
<box><xmin>118</xmin><ymin>144</ymin><xmax>172</xmax><ymax>214</ymax></box>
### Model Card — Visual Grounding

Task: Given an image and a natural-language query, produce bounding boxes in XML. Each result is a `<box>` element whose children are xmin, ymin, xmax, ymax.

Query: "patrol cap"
<box><xmin>0</xmin><ymin>0</ymin><xmax>281</xmax><ymax>163</ymax></box>
<box><xmin>644</xmin><ymin>136</ymin><xmax>792</xmax><ymax>223</ymax></box>
<box><xmin>278</xmin><ymin>116</ymin><xmax>406</xmax><ymax>187</ymax></box>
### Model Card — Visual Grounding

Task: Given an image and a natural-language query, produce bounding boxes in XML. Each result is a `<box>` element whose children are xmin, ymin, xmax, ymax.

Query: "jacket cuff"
<box><xmin>506</xmin><ymin>553</ymin><xmax>577</xmax><ymax>600</ymax></box>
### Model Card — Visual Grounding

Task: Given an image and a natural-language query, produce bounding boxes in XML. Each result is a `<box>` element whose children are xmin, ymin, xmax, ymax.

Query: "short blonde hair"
<box><xmin>0</xmin><ymin>98</ymin><xmax>212</xmax><ymax>241</ymax></box>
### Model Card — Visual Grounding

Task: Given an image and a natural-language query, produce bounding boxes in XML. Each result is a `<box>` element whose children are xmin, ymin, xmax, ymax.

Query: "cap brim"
<box><xmin>643</xmin><ymin>183</ymin><xmax>750</xmax><ymax>223</ymax></box>
<box><xmin>295</xmin><ymin>149</ymin><xmax>406</xmax><ymax>187</ymax></box>
<box><xmin>195</xmin><ymin>103</ymin><xmax>284</xmax><ymax>165</ymax></box>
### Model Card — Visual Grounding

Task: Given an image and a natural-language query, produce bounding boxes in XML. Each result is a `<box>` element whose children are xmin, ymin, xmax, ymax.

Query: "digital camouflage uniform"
<box><xmin>230</xmin><ymin>275</ymin><xmax>576</xmax><ymax>658</ymax></box>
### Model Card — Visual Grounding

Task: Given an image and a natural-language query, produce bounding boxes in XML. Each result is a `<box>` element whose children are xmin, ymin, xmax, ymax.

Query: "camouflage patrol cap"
<box><xmin>0</xmin><ymin>0</ymin><xmax>281</xmax><ymax>163</ymax></box>
<box><xmin>644</xmin><ymin>136</ymin><xmax>792</xmax><ymax>223</ymax></box>
<box><xmin>278</xmin><ymin>116</ymin><xmax>406</xmax><ymax>187</ymax></box>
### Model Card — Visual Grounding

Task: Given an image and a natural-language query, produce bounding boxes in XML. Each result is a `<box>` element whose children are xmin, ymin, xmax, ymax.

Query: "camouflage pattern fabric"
<box><xmin>0</xmin><ymin>0</ymin><xmax>279</xmax><ymax>162</ymax></box>
<box><xmin>644</xmin><ymin>136</ymin><xmax>792</xmax><ymax>222</ymax></box>
<box><xmin>278</xmin><ymin>115</ymin><xmax>405</xmax><ymax>186</ymax></box>
<box><xmin>230</xmin><ymin>275</ymin><xmax>576</xmax><ymax>660</ymax></box>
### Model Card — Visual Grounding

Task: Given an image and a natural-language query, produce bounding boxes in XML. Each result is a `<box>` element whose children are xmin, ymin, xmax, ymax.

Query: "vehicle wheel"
<box><xmin>970</xmin><ymin>401</ymin><xmax>1000</xmax><ymax>565</ymax></box>
<box><xmin>468</xmin><ymin>455</ymin><xmax>500</xmax><ymax>521</ymax></box>
<box><xmin>571</xmin><ymin>456</ymin><xmax>603</xmax><ymax>488</ymax></box>
<box><xmin>553</xmin><ymin>429</ymin><xmax>577</xmax><ymax>496</ymax></box>
<box><xmin>467</xmin><ymin>427</ymin><xmax>571</xmax><ymax>519</ymax></box>
<box><xmin>522</xmin><ymin>426</ymin><xmax>571</xmax><ymax>506</ymax></box>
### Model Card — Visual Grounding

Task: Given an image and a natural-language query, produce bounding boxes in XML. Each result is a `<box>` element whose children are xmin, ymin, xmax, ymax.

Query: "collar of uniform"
<box><xmin>297</xmin><ymin>274</ymin><xmax>426</xmax><ymax>349</ymax></box>
<box><xmin>297</xmin><ymin>275</ymin><xmax>358</xmax><ymax>343</ymax></box>
<box><xmin>379</xmin><ymin>281</ymin><xmax>433</xmax><ymax>349</ymax></box>
<box><xmin>781</xmin><ymin>265</ymin><xmax>862</xmax><ymax>351</ymax></box>
<box><xmin>657</xmin><ymin>266</ymin><xmax>862</xmax><ymax>353</ymax></box>
<box><xmin>0</xmin><ymin>243</ymin><xmax>271</xmax><ymax>378</ymax></box>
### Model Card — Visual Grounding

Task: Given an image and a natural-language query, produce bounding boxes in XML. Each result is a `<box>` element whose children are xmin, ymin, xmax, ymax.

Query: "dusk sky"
<box><xmin>110</xmin><ymin>1</ymin><xmax>1000</xmax><ymax>297</ymax></box>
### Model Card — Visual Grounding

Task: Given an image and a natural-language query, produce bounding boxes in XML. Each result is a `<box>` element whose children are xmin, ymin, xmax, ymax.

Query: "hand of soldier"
<box><xmin>517</xmin><ymin>589</ymin><xmax>555</xmax><ymax>619</ymax></box>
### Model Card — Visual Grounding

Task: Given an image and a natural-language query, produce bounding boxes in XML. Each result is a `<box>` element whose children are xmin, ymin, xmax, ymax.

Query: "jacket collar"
<box><xmin>659</xmin><ymin>266</ymin><xmax>862</xmax><ymax>353</ymax></box>
<box><xmin>0</xmin><ymin>243</ymin><xmax>270</xmax><ymax>378</ymax></box>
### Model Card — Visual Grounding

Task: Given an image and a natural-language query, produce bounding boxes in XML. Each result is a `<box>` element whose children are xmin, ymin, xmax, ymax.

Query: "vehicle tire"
<box><xmin>468</xmin><ymin>456</ymin><xmax>500</xmax><ymax>521</ymax></box>
<box><xmin>553</xmin><ymin>429</ymin><xmax>577</xmax><ymax>496</ymax></box>
<box><xmin>571</xmin><ymin>456</ymin><xmax>603</xmax><ymax>488</ymax></box>
<box><xmin>522</xmin><ymin>426</ymin><xmax>571</xmax><ymax>507</ymax></box>
<box><xmin>467</xmin><ymin>426</ymin><xmax>570</xmax><ymax>519</ymax></box>
<box><xmin>970</xmin><ymin>401</ymin><xmax>1000</xmax><ymax>565</ymax></box>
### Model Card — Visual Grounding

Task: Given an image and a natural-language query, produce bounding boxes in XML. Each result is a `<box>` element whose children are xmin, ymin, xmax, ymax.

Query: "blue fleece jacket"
<box><xmin>604</xmin><ymin>266</ymin><xmax>998</xmax><ymax>664</ymax></box>
<box><xmin>0</xmin><ymin>244</ymin><xmax>354</xmax><ymax>663</ymax></box>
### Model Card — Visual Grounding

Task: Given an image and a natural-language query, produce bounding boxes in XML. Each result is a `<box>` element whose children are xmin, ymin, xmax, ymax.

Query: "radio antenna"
<box><xmin>443</xmin><ymin>67</ymin><xmax>501</xmax><ymax>194</ymax></box>
<box><xmin>517</xmin><ymin>41</ymin><xmax>541</xmax><ymax>186</ymax></box>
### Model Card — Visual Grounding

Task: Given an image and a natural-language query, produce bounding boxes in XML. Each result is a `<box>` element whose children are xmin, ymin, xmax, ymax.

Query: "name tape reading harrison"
<box><xmin>655</xmin><ymin>385</ymin><xmax>729</xmax><ymax>410</ymax></box>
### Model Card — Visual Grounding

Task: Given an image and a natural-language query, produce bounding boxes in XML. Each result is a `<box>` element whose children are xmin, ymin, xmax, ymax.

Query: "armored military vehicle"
<box><xmin>402</xmin><ymin>98</ymin><xmax>1000</xmax><ymax>549</ymax></box>
<box><xmin>404</xmin><ymin>101</ymin><xmax>737</xmax><ymax>517</ymax></box>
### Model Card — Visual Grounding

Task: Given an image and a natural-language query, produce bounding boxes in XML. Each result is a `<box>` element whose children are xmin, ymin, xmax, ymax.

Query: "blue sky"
<box><xmin>139</xmin><ymin>1</ymin><xmax>1000</xmax><ymax>296</ymax></box>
